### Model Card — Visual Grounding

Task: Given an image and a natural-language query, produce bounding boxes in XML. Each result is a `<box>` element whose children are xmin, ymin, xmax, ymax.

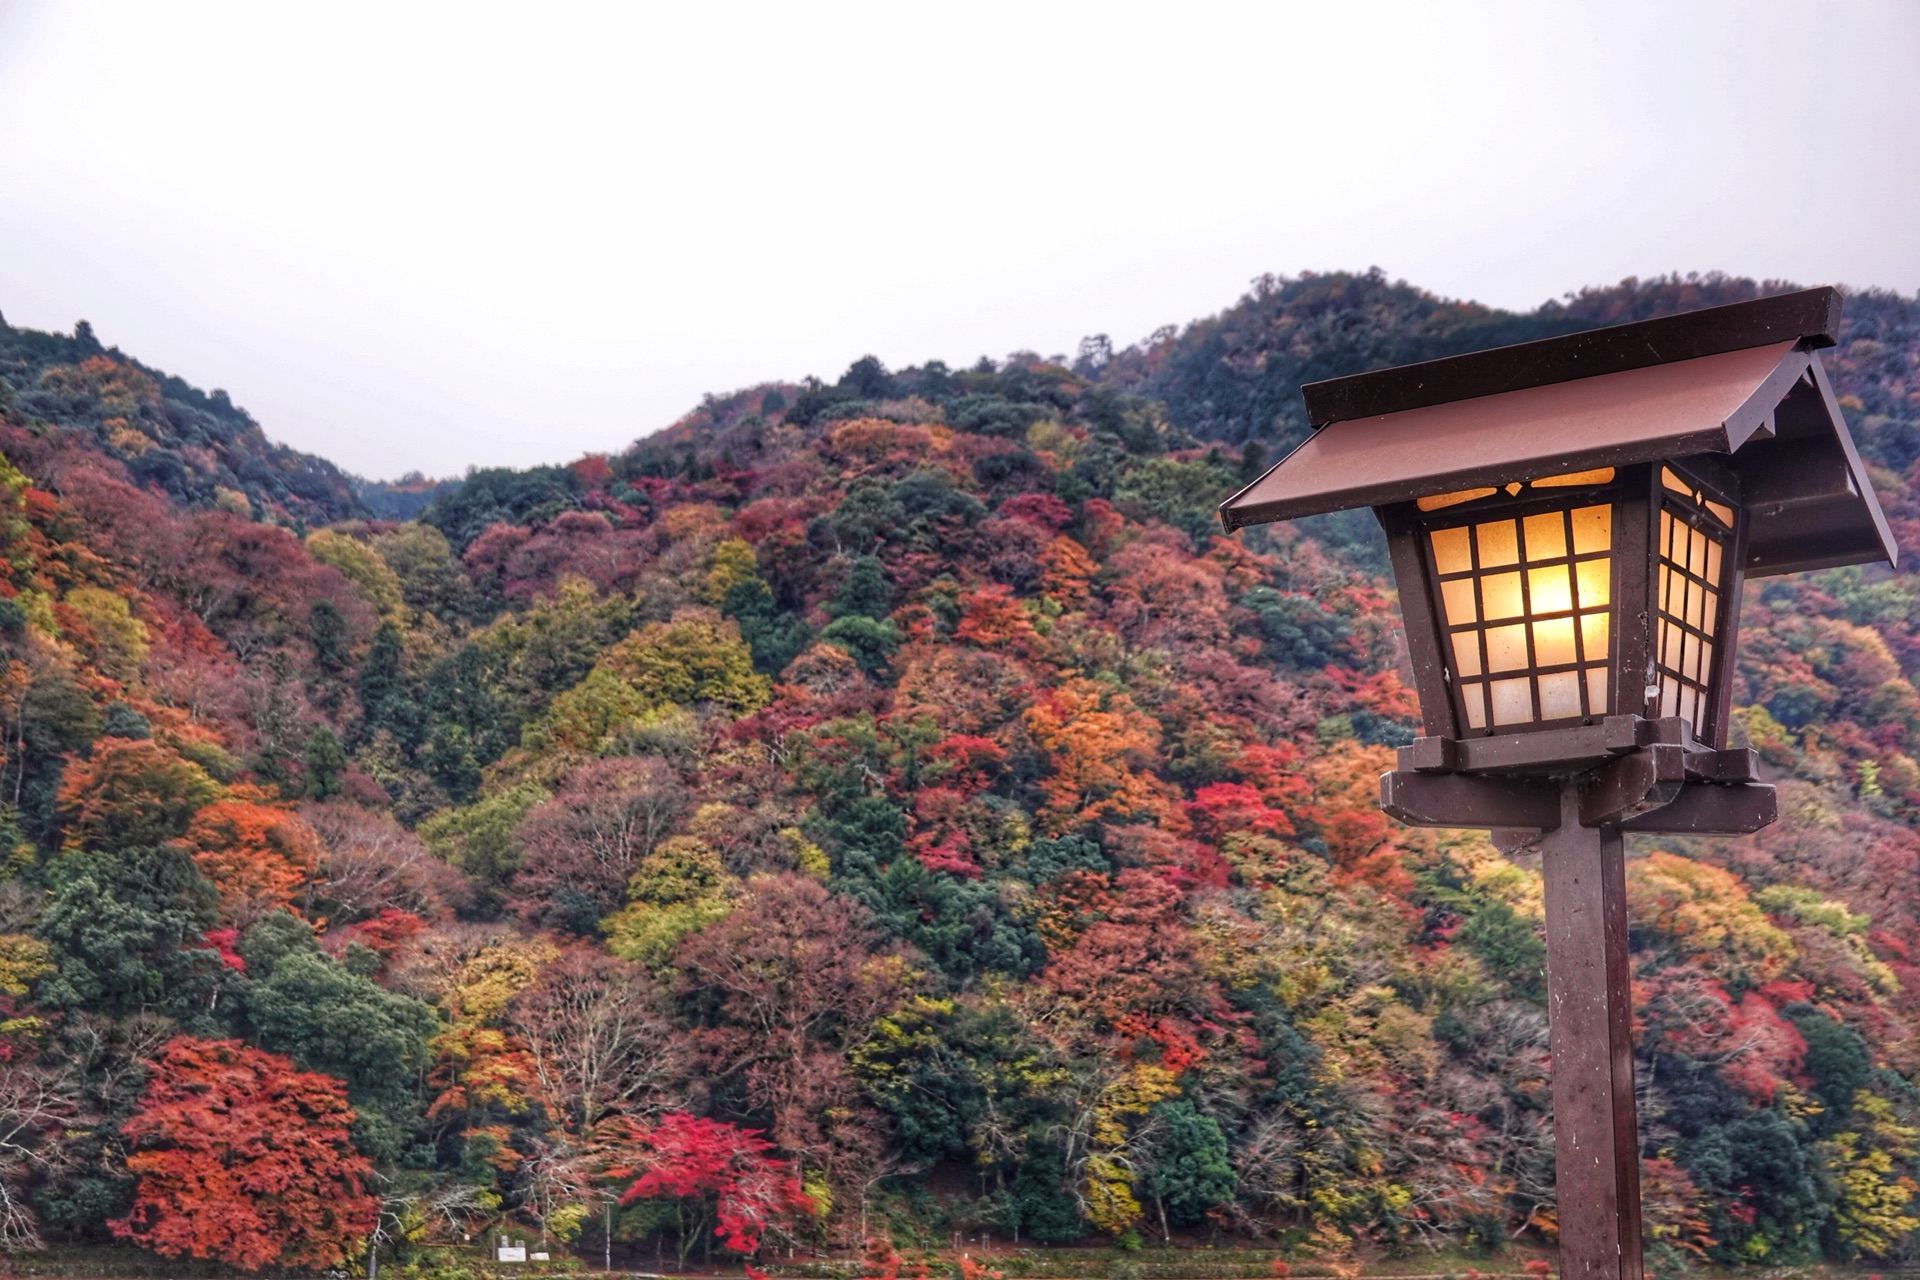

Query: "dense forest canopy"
<box><xmin>1</xmin><ymin>271</ymin><xmax>1918</xmax><ymax>1273</ymax></box>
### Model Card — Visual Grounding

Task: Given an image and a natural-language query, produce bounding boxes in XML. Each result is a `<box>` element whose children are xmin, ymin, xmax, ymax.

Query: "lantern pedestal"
<box><xmin>1378</xmin><ymin>735</ymin><xmax>1774</xmax><ymax>1280</ymax></box>
<box><xmin>1541</xmin><ymin>780</ymin><xmax>1641</xmax><ymax>1280</ymax></box>
<box><xmin>1379</xmin><ymin>716</ymin><xmax>1778</xmax><ymax>836</ymax></box>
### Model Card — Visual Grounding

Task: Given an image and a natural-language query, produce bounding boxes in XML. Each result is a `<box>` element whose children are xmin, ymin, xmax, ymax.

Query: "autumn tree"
<box><xmin>509</xmin><ymin>756</ymin><xmax>687</xmax><ymax>933</ymax></box>
<box><xmin>511</xmin><ymin>944</ymin><xmax>683</xmax><ymax>1131</ymax></box>
<box><xmin>1822</xmin><ymin>1091</ymin><xmax>1920</xmax><ymax>1259</ymax></box>
<box><xmin>59</xmin><ymin>586</ymin><xmax>150</xmax><ymax>682</ymax></box>
<box><xmin>417</xmin><ymin>780</ymin><xmax>549</xmax><ymax>913</ymax></box>
<box><xmin>112</xmin><ymin>1036</ymin><xmax>376</xmax><ymax>1270</ymax></box>
<box><xmin>605</xmin><ymin>1111</ymin><xmax>814</xmax><ymax>1264</ymax></box>
<box><xmin>1627</xmin><ymin>851</ymin><xmax>1796</xmax><ymax>987</ymax></box>
<box><xmin>1023</xmin><ymin>680</ymin><xmax>1177</xmax><ymax>834</ymax></box>
<box><xmin>423</xmin><ymin>1020</ymin><xmax>538</xmax><ymax>1183</ymax></box>
<box><xmin>301</xmin><ymin>799</ymin><xmax>465</xmax><ymax>923</ymax></box>
<box><xmin>57</xmin><ymin>739</ymin><xmax>221</xmax><ymax>853</ymax></box>
<box><xmin>306</xmin><ymin>527</ymin><xmax>406</xmax><ymax>620</ymax></box>
<box><xmin>674</xmin><ymin>874</ymin><xmax>909</xmax><ymax>1200</ymax></box>
<box><xmin>175</xmin><ymin>797</ymin><xmax>323</xmax><ymax>928</ymax></box>
<box><xmin>602</xmin><ymin>834</ymin><xmax>736</xmax><ymax>971</ymax></box>
<box><xmin>0</xmin><ymin>1047</ymin><xmax>86</xmax><ymax>1248</ymax></box>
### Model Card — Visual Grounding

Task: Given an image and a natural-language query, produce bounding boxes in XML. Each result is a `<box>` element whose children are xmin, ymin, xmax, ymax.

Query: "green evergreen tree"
<box><xmin>721</xmin><ymin>576</ymin><xmax>809</xmax><ymax>675</ymax></box>
<box><xmin>356</xmin><ymin>620</ymin><xmax>417</xmax><ymax>749</ymax></box>
<box><xmin>1005</xmin><ymin>1140</ymin><xmax>1085</xmax><ymax>1243</ymax></box>
<box><xmin>818</xmin><ymin>614</ymin><xmax>899</xmax><ymax>673</ymax></box>
<box><xmin>101</xmin><ymin>700</ymin><xmax>152</xmax><ymax>740</ymax></box>
<box><xmin>240</xmin><ymin>912</ymin><xmax>440</xmax><ymax>1163</ymax></box>
<box><xmin>418</xmin><ymin>644</ymin><xmax>508</xmax><ymax>798</ymax></box>
<box><xmin>303</xmin><ymin>725</ymin><xmax>347</xmax><ymax>799</ymax></box>
<box><xmin>1140</xmin><ymin>1099</ymin><xmax>1237</xmax><ymax>1232</ymax></box>
<box><xmin>307</xmin><ymin>599</ymin><xmax>350</xmax><ymax>677</ymax></box>
<box><xmin>34</xmin><ymin>844</ymin><xmax>230</xmax><ymax>1027</ymax></box>
<box><xmin>1789</xmin><ymin>1005</ymin><xmax>1874</xmax><ymax>1135</ymax></box>
<box><xmin>828</xmin><ymin>554</ymin><xmax>892</xmax><ymax>619</ymax></box>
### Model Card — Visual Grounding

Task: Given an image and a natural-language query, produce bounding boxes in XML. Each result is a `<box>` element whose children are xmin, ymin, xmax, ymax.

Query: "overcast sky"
<box><xmin>1</xmin><ymin>2</ymin><xmax>1917</xmax><ymax>479</ymax></box>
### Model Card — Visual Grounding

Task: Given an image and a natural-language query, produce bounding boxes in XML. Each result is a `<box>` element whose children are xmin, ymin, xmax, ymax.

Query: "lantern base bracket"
<box><xmin>1380</xmin><ymin>770</ymin><xmax>1563</xmax><ymax>830</ymax></box>
<box><xmin>1381</xmin><ymin>752</ymin><xmax>1775</xmax><ymax>836</ymax></box>
<box><xmin>1397</xmin><ymin>715</ymin><xmax>1759</xmax><ymax>782</ymax></box>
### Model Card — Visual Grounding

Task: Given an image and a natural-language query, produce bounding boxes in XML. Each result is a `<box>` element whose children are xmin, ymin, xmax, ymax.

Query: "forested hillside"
<box><xmin>0</xmin><ymin>314</ymin><xmax>363</xmax><ymax>527</ymax></box>
<box><xmin>1</xmin><ymin>272</ymin><xmax>1918</xmax><ymax>1274</ymax></box>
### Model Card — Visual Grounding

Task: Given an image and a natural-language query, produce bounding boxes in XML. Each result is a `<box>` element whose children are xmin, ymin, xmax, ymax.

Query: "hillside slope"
<box><xmin>0</xmin><ymin>315</ymin><xmax>363</xmax><ymax>527</ymax></box>
<box><xmin>0</xmin><ymin>273</ymin><xmax>1917</xmax><ymax>1273</ymax></box>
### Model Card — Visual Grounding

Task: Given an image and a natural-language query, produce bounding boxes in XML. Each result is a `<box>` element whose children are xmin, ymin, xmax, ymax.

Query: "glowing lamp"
<box><xmin>1221</xmin><ymin>287</ymin><xmax>1895</xmax><ymax>786</ymax></box>
<box><xmin>1397</xmin><ymin>458</ymin><xmax>1769</xmax><ymax>746</ymax></box>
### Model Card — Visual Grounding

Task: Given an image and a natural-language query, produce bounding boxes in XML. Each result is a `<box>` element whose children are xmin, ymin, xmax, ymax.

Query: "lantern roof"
<box><xmin>1219</xmin><ymin>287</ymin><xmax>1897</xmax><ymax>576</ymax></box>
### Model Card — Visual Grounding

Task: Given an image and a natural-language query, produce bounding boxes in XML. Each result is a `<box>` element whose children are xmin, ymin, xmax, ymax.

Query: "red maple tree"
<box><xmin>605</xmin><ymin>1110</ymin><xmax>813</xmax><ymax>1261</ymax></box>
<box><xmin>111</xmin><ymin>1036</ymin><xmax>376</xmax><ymax>1271</ymax></box>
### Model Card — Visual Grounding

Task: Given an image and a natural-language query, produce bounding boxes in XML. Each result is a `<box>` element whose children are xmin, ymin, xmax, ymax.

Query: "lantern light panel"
<box><xmin>1654</xmin><ymin>466</ymin><xmax>1736</xmax><ymax>739</ymax></box>
<box><xmin>1420</xmin><ymin>472</ymin><xmax>1616</xmax><ymax>732</ymax></box>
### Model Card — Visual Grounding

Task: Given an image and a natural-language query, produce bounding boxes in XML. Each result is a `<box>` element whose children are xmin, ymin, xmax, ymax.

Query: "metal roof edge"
<box><xmin>1220</xmin><ymin>433</ymin><xmax>1725</xmax><ymax>528</ymax></box>
<box><xmin>1301</xmin><ymin>287</ymin><xmax>1842</xmax><ymax>429</ymax></box>
<box><xmin>1807</xmin><ymin>354</ymin><xmax>1900</xmax><ymax>570</ymax></box>
<box><xmin>1217</xmin><ymin>456</ymin><xmax>1286</xmax><ymax>533</ymax></box>
<box><xmin>1721</xmin><ymin>349</ymin><xmax>1812</xmax><ymax>451</ymax></box>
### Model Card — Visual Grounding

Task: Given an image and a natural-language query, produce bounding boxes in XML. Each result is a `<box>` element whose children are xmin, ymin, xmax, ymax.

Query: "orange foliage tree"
<box><xmin>1023</xmin><ymin>679</ymin><xmax>1179</xmax><ymax>835</ymax></box>
<box><xmin>174</xmin><ymin>797</ymin><xmax>322</xmax><ymax>927</ymax></box>
<box><xmin>112</xmin><ymin>1036</ymin><xmax>375</xmax><ymax>1271</ymax></box>
<box><xmin>56</xmin><ymin>739</ymin><xmax>220</xmax><ymax>852</ymax></box>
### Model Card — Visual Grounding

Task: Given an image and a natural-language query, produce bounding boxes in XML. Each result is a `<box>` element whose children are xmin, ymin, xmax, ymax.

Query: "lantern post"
<box><xmin>1219</xmin><ymin>288</ymin><xmax>1898</xmax><ymax>1280</ymax></box>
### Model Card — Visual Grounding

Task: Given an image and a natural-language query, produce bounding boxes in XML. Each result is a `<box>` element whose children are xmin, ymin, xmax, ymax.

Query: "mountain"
<box><xmin>0</xmin><ymin>314</ymin><xmax>364</xmax><ymax>527</ymax></box>
<box><xmin>0</xmin><ymin>271</ymin><xmax>1917</xmax><ymax>1274</ymax></box>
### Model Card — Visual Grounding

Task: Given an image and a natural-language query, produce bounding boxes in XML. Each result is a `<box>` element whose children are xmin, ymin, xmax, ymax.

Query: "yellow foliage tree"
<box><xmin>306</xmin><ymin>528</ymin><xmax>406</xmax><ymax>619</ymax></box>
<box><xmin>1080</xmin><ymin>1063</ymin><xmax>1180</xmax><ymax>1238</ymax></box>
<box><xmin>442</xmin><ymin>936</ymin><xmax>562</xmax><ymax>1026</ymax></box>
<box><xmin>0</xmin><ymin>933</ymin><xmax>52</xmax><ymax>997</ymax></box>
<box><xmin>1625</xmin><ymin>851</ymin><xmax>1795</xmax><ymax>986</ymax></box>
<box><xmin>601</xmin><ymin>835</ymin><xmax>735</xmax><ymax>971</ymax></box>
<box><xmin>700</xmin><ymin>538</ymin><xmax>761</xmax><ymax>606</ymax></box>
<box><xmin>1823</xmin><ymin>1092</ymin><xmax>1920</xmax><ymax>1259</ymax></box>
<box><xmin>526</xmin><ymin>610</ymin><xmax>769</xmax><ymax>753</ymax></box>
<box><xmin>60</xmin><ymin>587</ymin><xmax>149</xmax><ymax>682</ymax></box>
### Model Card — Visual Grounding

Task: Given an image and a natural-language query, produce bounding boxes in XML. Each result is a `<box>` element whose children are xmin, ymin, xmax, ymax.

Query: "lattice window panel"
<box><xmin>1427</xmin><ymin>502</ymin><xmax>1614</xmax><ymax>731</ymax></box>
<box><xmin>1655</xmin><ymin>467</ymin><xmax>1735</xmax><ymax>739</ymax></box>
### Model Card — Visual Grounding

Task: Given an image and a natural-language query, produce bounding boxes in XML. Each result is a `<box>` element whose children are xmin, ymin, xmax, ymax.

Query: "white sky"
<box><xmin>1</xmin><ymin>2</ymin><xmax>1916</xmax><ymax>479</ymax></box>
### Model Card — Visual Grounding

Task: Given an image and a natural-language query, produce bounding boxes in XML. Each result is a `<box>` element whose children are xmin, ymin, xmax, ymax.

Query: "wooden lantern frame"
<box><xmin>1388</xmin><ymin>459</ymin><xmax>1745</xmax><ymax>746</ymax></box>
<box><xmin>1218</xmin><ymin>288</ymin><xmax>1898</xmax><ymax>1280</ymax></box>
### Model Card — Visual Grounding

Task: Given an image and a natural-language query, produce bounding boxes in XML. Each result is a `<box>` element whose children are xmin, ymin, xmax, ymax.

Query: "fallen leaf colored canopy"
<box><xmin>1218</xmin><ymin>287</ymin><xmax>1897</xmax><ymax>577</ymax></box>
